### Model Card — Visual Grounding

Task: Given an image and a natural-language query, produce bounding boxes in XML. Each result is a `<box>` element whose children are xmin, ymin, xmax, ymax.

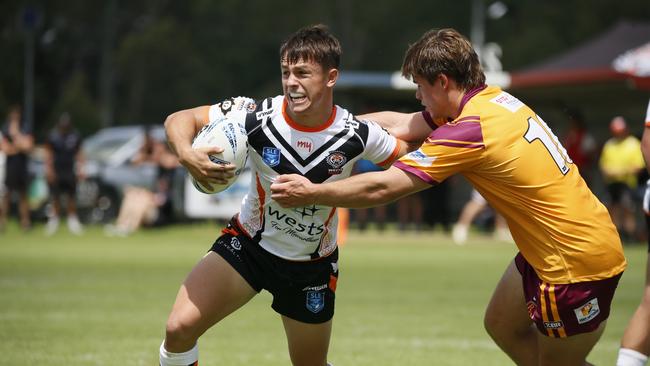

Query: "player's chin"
<box><xmin>287</xmin><ymin>97</ymin><xmax>310</xmax><ymax>112</ymax></box>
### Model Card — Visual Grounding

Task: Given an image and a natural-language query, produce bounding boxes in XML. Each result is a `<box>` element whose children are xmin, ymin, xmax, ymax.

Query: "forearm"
<box><xmin>164</xmin><ymin>106</ymin><xmax>209</xmax><ymax>160</ymax></box>
<box><xmin>311</xmin><ymin>173</ymin><xmax>392</xmax><ymax>208</ymax></box>
<box><xmin>359</xmin><ymin>111</ymin><xmax>410</xmax><ymax>131</ymax></box>
<box><xmin>359</xmin><ymin>111</ymin><xmax>431</xmax><ymax>145</ymax></box>
<box><xmin>271</xmin><ymin>166</ymin><xmax>428</xmax><ymax>209</ymax></box>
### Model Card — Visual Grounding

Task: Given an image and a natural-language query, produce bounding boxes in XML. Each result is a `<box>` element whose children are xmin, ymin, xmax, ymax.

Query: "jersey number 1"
<box><xmin>523</xmin><ymin>115</ymin><xmax>572</xmax><ymax>175</ymax></box>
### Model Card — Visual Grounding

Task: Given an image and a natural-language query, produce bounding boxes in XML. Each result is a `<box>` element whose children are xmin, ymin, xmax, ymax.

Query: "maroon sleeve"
<box><xmin>421</xmin><ymin>111</ymin><xmax>437</xmax><ymax>130</ymax></box>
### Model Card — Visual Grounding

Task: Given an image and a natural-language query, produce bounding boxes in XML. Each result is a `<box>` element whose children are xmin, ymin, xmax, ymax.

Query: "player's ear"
<box><xmin>326</xmin><ymin>68</ymin><xmax>338</xmax><ymax>87</ymax></box>
<box><xmin>439</xmin><ymin>74</ymin><xmax>448</xmax><ymax>89</ymax></box>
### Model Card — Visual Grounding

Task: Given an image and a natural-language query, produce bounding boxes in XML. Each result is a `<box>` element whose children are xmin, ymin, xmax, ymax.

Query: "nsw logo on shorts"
<box><xmin>306</xmin><ymin>290</ymin><xmax>325</xmax><ymax>314</ymax></box>
<box><xmin>263</xmin><ymin>147</ymin><xmax>280</xmax><ymax>167</ymax></box>
<box><xmin>574</xmin><ymin>298</ymin><xmax>600</xmax><ymax>324</ymax></box>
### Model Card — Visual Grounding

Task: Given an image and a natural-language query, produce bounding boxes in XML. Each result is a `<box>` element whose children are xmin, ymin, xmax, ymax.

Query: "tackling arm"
<box><xmin>270</xmin><ymin>166</ymin><xmax>430</xmax><ymax>208</ymax></box>
<box><xmin>359</xmin><ymin>111</ymin><xmax>432</xmax><ymax>149</ymax></box>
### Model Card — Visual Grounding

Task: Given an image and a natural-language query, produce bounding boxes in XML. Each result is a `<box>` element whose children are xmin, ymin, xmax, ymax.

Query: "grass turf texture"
<box><xmin>0</xmin><ymin>222</ymin><xmax>646</xmax><ymax>365</ymax></box>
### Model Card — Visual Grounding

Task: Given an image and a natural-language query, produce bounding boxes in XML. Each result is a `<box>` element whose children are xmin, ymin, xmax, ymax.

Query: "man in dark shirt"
<box><xmin>0</xmin><ymin>106</ymin><xmax>34</xmax><ymax>232</ymax></box>
<box><xmin>44</xmin><ymin>112</ymin><xmax>84</xmax><ymax>235</ymax></box>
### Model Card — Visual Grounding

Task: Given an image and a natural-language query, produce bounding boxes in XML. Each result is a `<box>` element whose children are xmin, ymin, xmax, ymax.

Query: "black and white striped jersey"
<box><xmin>208</xmin><ymin>95</ymin><xmax>399</xmax><ymax>260</ymax></box>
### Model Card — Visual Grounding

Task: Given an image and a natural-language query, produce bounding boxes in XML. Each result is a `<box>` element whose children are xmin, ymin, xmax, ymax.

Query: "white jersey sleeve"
<box><xmin>208</xmin><ymin>96</ymin><xmax>257</xmax><ymax>124</ymax></box>
<box><xmin>645</xmin><ymin>98</ymin><xmax>650</xmax><ymax>127</ymax></box>
<box><xmin>359</xmin><ymin>120</ymin><xmax>399</xmax><ymax>166</ymax></box>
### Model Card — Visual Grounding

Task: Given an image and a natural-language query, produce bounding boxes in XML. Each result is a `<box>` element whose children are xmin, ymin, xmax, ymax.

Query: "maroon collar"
<box><xmin>456</xmin><ymin>84</ymin><xmax>487</xmax><ymax>118</ymax></box>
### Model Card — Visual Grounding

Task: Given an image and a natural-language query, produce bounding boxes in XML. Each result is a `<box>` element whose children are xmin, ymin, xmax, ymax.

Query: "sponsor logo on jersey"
<box><xmin>256</xmin><ymin>109</ymin><xmax>273</xmax><ymax>120</ymax></box>
<box><xmin>408</xmin><ymin>149</ymin><xmax>436</xmax><ymax>167</ymax></box>
<box><xmin>306</xmin><ymin>290</ymin><xmax>325</xmax><ymax>313</ymax></box>
<box><xmin>296</xmin><ymin>137</ymin><xmax>314</xmax><ymax>154</ymax></box>
<box><xmin>574</xmin><ymin>298</ymin><xmax>600</xmax><ymax>324</ymax></box>
<box><xmin>293</xmin><ymin>205</ymin><xmax>321</xmax><ymax>218</ymax></box>
<box><xmin>267</xmin><ymin>206</ymin><xmax>325</xmax><ymax>238</ymax></box>
<box><xmin>326</xmin><ymin>151</ymin><xmax>347</xmax><ymax>175</ymax></box>
<box><xmin>490</xmin><ymin>92</ymin><xmax>524</xmax><ymax>113</ymax></box>
<box><xmin>262</xmin><ymin>147</ymin><xmax>281</xmax><ymax>167</ymax></box>
<box><xmin>543</xmin><ymin>320</ymin><xmax>564</xmax><ymax>329</ymax></box>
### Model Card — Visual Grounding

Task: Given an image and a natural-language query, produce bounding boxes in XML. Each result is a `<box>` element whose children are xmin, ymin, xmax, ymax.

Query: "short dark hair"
<box><xmin>402</xmin><ymin>28</ymin><xmax>485</xmax><ymax>90</ymax></box>
<box><xmin>280</xmin><ymin>24</ymin><xmax>341</xmax><ymax>70</ymax></box>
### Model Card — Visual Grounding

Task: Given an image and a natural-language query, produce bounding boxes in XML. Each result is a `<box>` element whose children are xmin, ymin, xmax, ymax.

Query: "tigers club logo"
<box><xmin>326</xmin><ymin>151</ymin><xmax>347</xmax><ymax>175</ymax></box>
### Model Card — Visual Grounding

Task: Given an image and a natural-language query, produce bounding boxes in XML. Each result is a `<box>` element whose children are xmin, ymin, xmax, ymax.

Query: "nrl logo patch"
<box><xmin>306</xmin><ymin>290</ymin><xmax>325</xmax><ymax>314</ymax></box>
<box><xmin>262</xmin><ymin>147</ymin><xmax>281</xmax><ymax>167</ymax></box>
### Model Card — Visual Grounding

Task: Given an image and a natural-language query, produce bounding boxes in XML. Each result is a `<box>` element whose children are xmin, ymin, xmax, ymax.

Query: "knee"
<box><xmin>165</xmin><ymin>316</ymin><xmax>199</xmax><ymax>351</ymax></box>
<box><xmin>483</xmin><ymin>311</ymin><xmax>501</xmax><ymax>339</ymax></box>
<box><xmin>483</xmin><ymin>308</ymin><xmax>516</xmax><ymax>341</ymax></box>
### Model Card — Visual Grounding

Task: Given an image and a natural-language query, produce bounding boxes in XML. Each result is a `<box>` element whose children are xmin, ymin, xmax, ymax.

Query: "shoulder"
<box><xmin>213</xmin><ymin>96</ymin><xmax>258</xmax><ymax>115</ymax></box>
<box><xmin>468</xmin><ymin>87</ymin><xmax>535</xmax><ymax>123</ymax></box>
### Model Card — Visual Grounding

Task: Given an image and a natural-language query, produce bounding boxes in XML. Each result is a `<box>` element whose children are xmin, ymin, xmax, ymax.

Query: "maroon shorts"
<box><xmin>514</xmin><ymin>253</ymin><xmax>622</xmax><ymax>338</ymax></box>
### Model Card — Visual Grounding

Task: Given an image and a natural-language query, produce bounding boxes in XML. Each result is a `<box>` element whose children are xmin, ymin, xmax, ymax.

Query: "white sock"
<box><xmin>617</xmin><ymin>348</ymin><xmax>649</xmax><ymax>366</ymax></box>
<box><xmin>159</xmin><ymin>341</ymin><xmax>198</xmax><ymax>366</ymax></box>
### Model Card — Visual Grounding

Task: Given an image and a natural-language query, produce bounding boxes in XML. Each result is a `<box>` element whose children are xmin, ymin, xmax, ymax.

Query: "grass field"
<box><xmin>0</xmin><ymin>221</ymin><xmax>646</xmax><ymax>365</ymax></box>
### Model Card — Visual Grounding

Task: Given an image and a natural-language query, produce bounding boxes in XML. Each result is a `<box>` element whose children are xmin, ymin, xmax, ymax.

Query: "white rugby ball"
<box><xmin>190</xmin><ymin>117</ymin><xmax>248</xmax><ymax>194</ymax></box>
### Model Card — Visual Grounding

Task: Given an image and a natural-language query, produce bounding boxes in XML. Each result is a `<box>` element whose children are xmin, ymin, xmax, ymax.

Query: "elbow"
<box><xmin>163</xmin><ymin>112</ymin><xmax>178</xmax><ymax>131</ymax></box>
<box><xmin>358</xmin><ymin>181</ymin><xmax>401</xmax><ymax>208</ymax></box>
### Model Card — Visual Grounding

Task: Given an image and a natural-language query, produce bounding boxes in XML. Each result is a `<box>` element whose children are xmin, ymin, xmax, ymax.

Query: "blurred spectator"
<box><xmin>44</xmin><ymin>112</ymin><xmax>85</xmax><ymax>236</ymax></box>
<box><xmin>104</xmin><ymin>127</ymin><xmax>179</xmax><ymax>236</ymax></box>
<box><xmin>562</xmin><ymin>108</ymin><xmax>597</xmax><ymax>186</ymax></box>
<box><xmin>616</xmin><ymin>98</ymin><xmax>650</xmax><ymax>366</ymax></box>
<box><xmin>0</xmin><ymin>106</ymin><xmax>34</xmax><ymax>232</ymax></box>
<box><xmin>422</xmin><ymin>180</ymin><xmax>452</xmax><ymax>233</ymax></box>
<box><xmin>599</xmin><ymin>116</ymin><xmax>645</xmax><ymax>241</ymax></box>
<box><xmin>351</xmin><ymin>159</ymin><xmax>387</xmax><ymax>232</ymax></box>
<box><xmin>452</xmin><ymin>189</ymin><xmax>512</xmax><ymax>245</ymax></box>
<box><xmin>397</xmin><ymin>192</ymin><xmax>424</xmax><ymax>232</ymax></box>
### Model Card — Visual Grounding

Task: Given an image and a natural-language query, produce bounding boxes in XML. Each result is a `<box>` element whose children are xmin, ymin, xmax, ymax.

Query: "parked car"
<box><xmin>24</xmin><ymin>124</ymin><xmax>248</xmax><ymax>225</ymax></box>
<box><xmin>76</xmin><ymin>125</ymin><xmax>185</xmax><ymax>224</ymax></box>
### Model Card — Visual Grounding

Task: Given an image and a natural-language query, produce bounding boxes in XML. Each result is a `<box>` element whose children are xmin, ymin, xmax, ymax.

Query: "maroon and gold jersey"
<box><xmin>396</xmin><ymin>86</ymin><xmax>626</xmax><ymax>284</ymax></box>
